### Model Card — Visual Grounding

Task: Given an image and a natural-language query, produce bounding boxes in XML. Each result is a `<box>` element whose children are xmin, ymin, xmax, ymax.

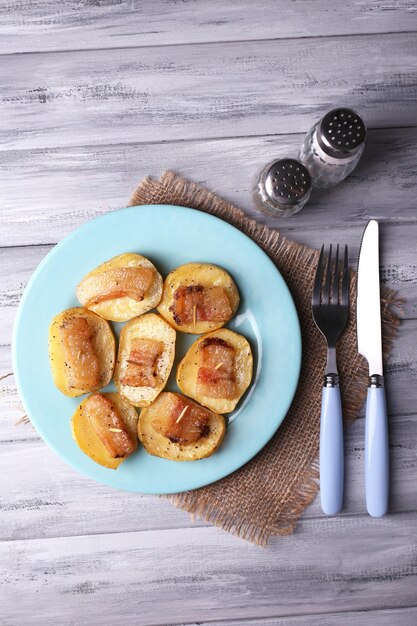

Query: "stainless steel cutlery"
<box><xmin>357</xmin><ymin>220</ymin><xmax>389</xmax><ymax>517</ymax></box>
<box><xmin>312</xmin><ymin>244</ymin><xmax>349</xmax><ymax>515</ymax></box>
<box><xmin>312</xmin><ymin>220</ymin><xmax>388</xmax><ymax>517</ymax></box>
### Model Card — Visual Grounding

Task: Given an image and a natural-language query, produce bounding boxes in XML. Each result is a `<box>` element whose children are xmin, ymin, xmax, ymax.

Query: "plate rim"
<box><xmin>12</xmin><ymin>204</ymin><xmax>302</xmax><ymax>494</ymax></box>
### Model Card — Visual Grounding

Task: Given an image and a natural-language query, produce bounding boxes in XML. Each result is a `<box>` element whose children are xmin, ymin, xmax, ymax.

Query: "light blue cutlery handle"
<box><xmin>320</xmin><ymin>385</ymin><xmax>344</xmax><ymax>515</ymax></box>
<box><xmin>365</xmin><ymin>386</ymin><xmax>389</xmax><ymax>517</ymax></box>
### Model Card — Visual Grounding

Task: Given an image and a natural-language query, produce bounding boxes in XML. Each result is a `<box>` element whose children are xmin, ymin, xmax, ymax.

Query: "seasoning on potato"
<box><xmin>76</xmin><ymin>252</ymin><xmax>163</xmax><ymax>322</ymax></box>
<box><xmin>49</xmin><ymin>307</ymin><xmax>115</xmax><ymax>397</ymax></box>
<box><xmin>157</xmin><ymin>262</ymin><xmax>239</xmax><ymax>334</ymax></box>
<box><xmin>71</xmin><ymin>392</ymin><xmax>138</xmax><ymax>469</ymax></box>
<box><xmin>138</xmin><ymin>392</ymin><xmax>226</xmax><ymax>461</ymax></box>
<box><xmin>114</xmin><ymin>313</ymin><xmax>176</xmax><ymax>407</ymax></box>
<box><xmin>176</xmin><ymin>328</ymin><xmax>253</xmax><ymax>413</ymax></box>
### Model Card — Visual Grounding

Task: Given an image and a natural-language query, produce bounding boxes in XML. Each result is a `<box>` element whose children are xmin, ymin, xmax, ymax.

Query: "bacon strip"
<box><xmin>151</xmin><ymin>394</ymin><xmax>210</xmax><ymax>445</ymax></box>
<box><xmin>60</xmin><ymin>316</ymin><xmax>100</xmax><ymax>390</ymax></box>
<box><xmin>82</xmin><ymin>266</ymin><xmax>154</xmax><ymax>307</ymax></box>
<box><xmin>120</xmin><ymin>338</ymin><xmax>163</xmax><ymax>388</ymax></box>
<box><xmin>170</xmin><ymin>285</ymin><xmax>232</xmax><ymax>326</ymax></box>
<box><xmin>197</xmin><ymin>337</ymin><xmax>236</xmax><ymax>399</ymax></box>
<box><xmin>84</xmin><ymin>393</ymin><xmax>136</xmax><ymax>458</ymax></box>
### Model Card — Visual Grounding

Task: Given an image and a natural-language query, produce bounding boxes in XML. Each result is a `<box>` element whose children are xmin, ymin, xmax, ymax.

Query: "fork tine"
<box><xmin>312</xmin><ymin>245</ymin><xmax>324</xmax><ymax>305</ymax></box>
<box><xmin>322</xmin><ymin>244</ymin><xmax>332</xmax><ymax>305</ymax></box>
<box><xmin>341</xmin><ymin>245</ymin><xmax>349</xmax><ymax>305</ymax></box>
<box><xmin>331</xmin><ymin>244</ymin><xmax>340</xmax><ymax>304</ymax></box>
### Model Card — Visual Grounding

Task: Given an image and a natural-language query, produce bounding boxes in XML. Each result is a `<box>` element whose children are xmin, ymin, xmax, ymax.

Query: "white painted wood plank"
<box><xmin>1</xmin><ymin>0</ymin><xmax>416</xmax><ymax>54</ymax></box>
<box><xmin>0</xmin><ymin>245</ymin><xmax>35</xmax><ymax>345</ymax></box>
<box><xmin>0</xmin><ymin>220</ymin><xmax>415</xmax><ymax>354</ymax></box>
<box><xmin>2</xmin><ymin>127</ymin><xmax>417</xmax><ymax>247</ymax></box>
<box><xmin>2</xmin><ymin>315</ymin><xmax>416</xmax><ymax>542</ymax></box>
<box><xmin>1</xmin><ymin>34</ymin><xmax>416</xmax><ymax>151</ymax></box>
<box><xmin>192</xmin><ymin>607</ymin><xmax>417</xmax><ymax>626</ymax></box>
<box><xmin>0</xmin><ymin>439</ymin><xmax>205</xmax><ymax>541</ymax></box>
<box><xmin>0</xmin><ymin>315</ymin><xmax>415</xmax><ymax>441</ymax></box>
<box><xmin>1</xmin><ymin>513</ymin><xmax>416</xmax><ymax>625</ymax></box>
<box><xmin>1</xmin><ymin>8</ymin><xmax>415</xmax><ymax>625</ymax></box>
<box><xmin>1</xmin><ymin>409</ymin><xmax>416</xmax><ymax>541</ymax></box>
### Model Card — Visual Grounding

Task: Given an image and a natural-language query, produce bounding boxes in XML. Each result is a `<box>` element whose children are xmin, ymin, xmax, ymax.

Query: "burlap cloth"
<box><xmin>128</xmin><ymin>170</ymin><xmax>401</xmax><ymax>546</ymax></box>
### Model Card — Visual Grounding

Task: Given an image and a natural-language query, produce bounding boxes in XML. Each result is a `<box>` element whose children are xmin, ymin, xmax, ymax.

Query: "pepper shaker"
<box><xmin>253</xmin><ymin>158</ymin><xmax>312</xmax><ymax>218</ymax></box>
<box><xmin>299</xmin><ymin>108</ymin><xmax>366</xmax><ymax>188</ymax></box>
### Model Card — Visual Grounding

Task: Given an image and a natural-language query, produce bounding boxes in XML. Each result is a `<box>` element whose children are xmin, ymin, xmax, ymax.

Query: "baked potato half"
<box><xmin>71</xmin><ymin>392</ymin><xmax>138</xmax><ymax>469</ymax></box>
<box><xmin>76</xmin><ymin>252</ymin><xmax>163</xmax><ymax>322</ymax></box>
<box><xmin>114</xmin><ymin>313</ymin><xmax>176</xmax><ymax>407</ymax></box>
<box><xmin>49</xmin><ymin>307</ymin><xmax>115</xmax><ymax>397</ymax></box>
<box><xmin>176</xmin><ymin>328</ymin><xmax>253</xmax><ymax>413</ymax></box>
<box><xmin>157</xmin><ymin>262</ymin><xmax>239</xmax><ymax>334</ymax></box>
<box><xmin>138</xmin><ymin>392</ymin><xmax>226</xmax><ymax>461</ymax></box>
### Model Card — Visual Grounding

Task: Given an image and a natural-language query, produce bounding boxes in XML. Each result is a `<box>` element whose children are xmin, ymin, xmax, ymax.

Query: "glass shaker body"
<box><xmin>299</xmin><ymin>109</ymin><xmax>366</xmax><ymax>188</ymax></box>
<box><xmin>253</xmin><ymin>158</ymin><xmax>312</xmax><ymax>218</ymax></box>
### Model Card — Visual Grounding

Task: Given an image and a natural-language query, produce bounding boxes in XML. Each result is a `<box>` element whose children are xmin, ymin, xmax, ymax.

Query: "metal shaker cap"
<box><xmin>264</xmin><ymin>158</ymin><xmax>312</xmax><ymax>207</ymax></box>
<box><xmin>317</xmin><ymin>108</ymin><xmax>366</xmax><ymax>159</ymax></box>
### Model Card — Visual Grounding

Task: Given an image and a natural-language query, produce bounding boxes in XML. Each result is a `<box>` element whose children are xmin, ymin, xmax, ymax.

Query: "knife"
<box><xmin>357</xmin><ymin>220</ymin><xmax>389</xmax><ymax>517</ymax></box>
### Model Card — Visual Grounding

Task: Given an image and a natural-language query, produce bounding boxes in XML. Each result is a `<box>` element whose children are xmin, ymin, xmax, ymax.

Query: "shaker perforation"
<box><xmin>253</xmin><ymin>158</ymin><xmax>312</xmax><ymax>217</ymax></box>
<box><xmin>299</xmin><ymin>107</ymin><xmax>366</xmax><ymax>188</ymax></box>
<box><xmin>265</xmin><ymin>159</ymin><xmax>312</xmax><ymax>206</ymax></box>
<box><xmin>320</xmin><ymin>108</ymin><xmax>366</xmax><ymax>156</ymax></box>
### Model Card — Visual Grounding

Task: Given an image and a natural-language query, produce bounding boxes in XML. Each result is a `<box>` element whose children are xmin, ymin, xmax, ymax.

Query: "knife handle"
<box><xmin>365</xmin><ymin>376</ymin><xmax>389</xmax><ymax>518</ymax></box>
<box><xmin>320</xmin><ymin>377</ymin><xmax>344</xmax><ymax>516</ymax></box>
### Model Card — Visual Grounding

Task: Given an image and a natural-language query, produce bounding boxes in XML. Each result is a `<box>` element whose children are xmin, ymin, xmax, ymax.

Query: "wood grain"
<box><xmin>191</xmin><ymin>608</ymin><xmax>417</xmax><ymax>626</ymax></box>
<box><xmin>2</xmin><ymin>127</ymin><xmax>417</xmax><ymax>247</ymax></box>
<box><xmin>1</xmin><ymin>33</ymin><xmax>416</xmax><ymax>151</ymax></box>
<box><xmin>0</xmin><ymin>219</ymin><xmax>415</xmax><ymax>353</ymax></box>
<box><xmin>1</xmin><ymin>0</ymin><xmax>416</xmax><ymax>54</ymax></box>
<box><xmin>0</xmin><ymin>438</ymin><xmax>206</xmax><ymax>541</ymax></box>
<box><xmin>1</xmin><ymin>315</ymin><xmax>416</xmax><ymax>542</ymax></box>
<box><xmin>2</xmin><ymin>5</ymin><xmax>417</xmax><ymax>624</ymax></box>
<box><xmin>1</xmin><ymin>315</ymin><xmax>415</xmax><ymax>439</ymax></box>
<box><xmin>1</xmin><ymin>513</ymin><xmax>416</xmax><ymax>626</ymax></box>
<box><xmin>1</xmin><ymin>410</ymin><xmax>416</xmax><ymax>542</ymax></box>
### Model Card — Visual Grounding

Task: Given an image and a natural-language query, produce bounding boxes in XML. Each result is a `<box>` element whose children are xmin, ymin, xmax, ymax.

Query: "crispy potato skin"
<box><xmin>76</xmin><ymin>253</ymin><xmax>163</xmax><ymax>322</ymax></box>
<box><xmin>71</xmin><ymin>392</ymin><xmax>138</xmax><ymax>469</ymax></box>
<box><xmin>49</xmin><ymin>307</ymin><xmax>115</xmax><ymax>397</ymax></box>
<box><xmin>138</xmin><ymin>392</ymin><xmax>227</xmax><ymax>461</ymax></box>
<box><xmin>157</xmin><ymin>263</ymin><xmax>239</xmax><ymax>334</ymax></box>
<box><xmin>176</xmin><ymin>328</ymin><xmax>253</xmax><ymax>413</ymax></box>
<box><xmin>114</xmin><ymin>313</ymin><xmax>176</xmax><ymax>407</ymax></box>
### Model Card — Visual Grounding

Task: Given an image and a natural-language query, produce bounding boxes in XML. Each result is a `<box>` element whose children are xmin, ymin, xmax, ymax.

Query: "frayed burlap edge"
<box><xmin>164</xmin><ymin>291</ymin><xmax>401</xmax><ymax>546</ymax></box>
<box><xmin>127</xmin><ymin>170</ymin><xmax>402</xmax><ymax>545</ymax></box>
<box><xmin>10</xmin><ymin>171</ymin><xmax>402</xmax><ymax>547</ymax></box>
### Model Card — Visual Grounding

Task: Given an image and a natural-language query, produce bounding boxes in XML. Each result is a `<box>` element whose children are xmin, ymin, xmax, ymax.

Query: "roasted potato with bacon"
<box><xmin>71</xmin><ymin>392</ymin><xmax>138</xmax><ymax>469</ymax></box>
<box><xmin>76</xmin><ymin>253</ymin><xmax>163</xmax><ymax>322</ymax></box>
<box><xmin>138</xmin><ymin>392</ymin><xmax>226</xmax><ymax>461</ymax></box>
<box><xmin>114</xmin><ymin>313</ymin><xmax>176</xmax><ymax>407</ymax></box>
<box><xmin>49</xmin><ymin>307</ymin><xmax>115</xmax><ymax>397</ymax></box>
<box><xmin>176</xmin><ymin>328</ymin><xmax>253</xmax><ymax>413</ymax></box>
<box><xmin>157</xmin><ymin>262</ymin><xmax>239</xmax><ymax>334</ymax></box>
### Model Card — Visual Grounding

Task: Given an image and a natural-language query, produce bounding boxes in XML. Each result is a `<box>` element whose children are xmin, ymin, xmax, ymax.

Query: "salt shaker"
<box><xmin>299</xmin><ymin>108</ymin><xmax>366</xmax><ymax>188</ymax></box>
<box><xmin>253</xmin><ymin>158</ymin><xmax>312</xmax><ymax>218</ymax></box>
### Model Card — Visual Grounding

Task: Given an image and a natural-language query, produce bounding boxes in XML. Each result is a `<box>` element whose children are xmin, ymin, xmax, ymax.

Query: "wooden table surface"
<box><xmin>1</xmin><ymin>2</ymin><xmax>417</xmax><ymax>624</ymax></box>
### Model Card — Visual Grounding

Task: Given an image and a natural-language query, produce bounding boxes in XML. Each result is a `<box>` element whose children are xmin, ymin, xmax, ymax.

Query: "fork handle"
<box><xmin>320</xmin><ymin>376</ymin><xmax>344</xmax><ymax>515</ymax></box>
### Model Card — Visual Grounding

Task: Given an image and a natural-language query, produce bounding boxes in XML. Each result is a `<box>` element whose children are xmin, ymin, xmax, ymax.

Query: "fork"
<box><xmin>312</xmin><ymin>244</ymin><xmax>349</xmax><ymax>515</ymax></box>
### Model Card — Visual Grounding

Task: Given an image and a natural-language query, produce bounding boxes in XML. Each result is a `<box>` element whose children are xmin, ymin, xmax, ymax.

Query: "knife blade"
<box><xmin>357</xmin><ymin>220</ymin><xmax>383</xmax><ymax>375</ymax></box>
<box><xmin>357</xmin><ymin>220</ymin><xmax>389</xmax><ymax>517</ymax></box>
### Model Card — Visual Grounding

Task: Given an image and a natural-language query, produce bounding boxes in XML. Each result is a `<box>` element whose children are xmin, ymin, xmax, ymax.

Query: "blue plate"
<box><xmin>12</xmin><ymin>205</ymin><xmax>301</xmax><ymax>494</ymax></box>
